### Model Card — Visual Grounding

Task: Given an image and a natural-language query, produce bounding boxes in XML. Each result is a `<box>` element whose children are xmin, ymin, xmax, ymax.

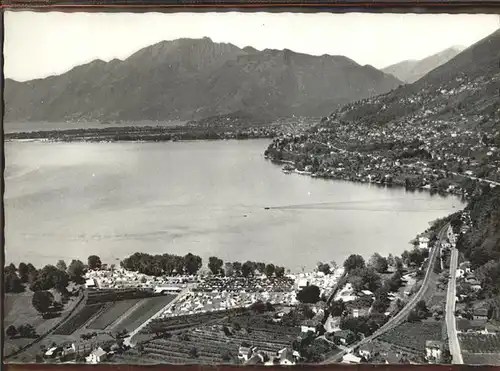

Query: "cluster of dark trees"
<box><xmin>223</xmin><ymin>261</ymin><xmax>286</xmax><ymax>278</ymax></box>
<box><xmin>5</xmin><ymin>324</ymin><xmax>37</xmax><ymax>339</ymax></box>
<box><xmin>297</xmin><ymin>285</ymin><xmax>321</xmax><ymax>304</ymax></box>
<box><xmin>340</xmin><ymin>252</ymin><xmax>408</xmax><ymax>318</ymax></box>
<box><xmin>401</xmin><ymin>248</ymin><xmax>429</xmax><ymax>268</ymax></box>
<box><xmin>339</xmin><ymin>313</ymin><xmax>387</xmax><ymax>339</ymax></box>
<box><xmin>4</xmin><ymin>258</ymin><xmax>89</xmax><ymax>295</ymax></box>
<box><xmin>31</xmin><ymin>290</ymin><xmax>64</xmax><ymax>317</ymax></box>
<box><xmin>120</xmin><ymin>252</ymin><xmax>202</xmax><ymax>276</ymax></box>
<box><xmin>455</xmin><ymin>186</ymin><xmax>500</xmax><ymax>301</ymax></box>
<box><xmin>407</xmin><ymin>300</ymin><xmax>430</xmax><ymax>322</ymax></box>
<box><xmin>120</xmin><ymin>252</ymin><xmax>287</xmax><ymax>278</ymax></box>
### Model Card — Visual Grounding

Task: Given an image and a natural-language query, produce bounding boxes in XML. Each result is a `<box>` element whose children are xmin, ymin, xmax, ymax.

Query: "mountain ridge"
<box><xmin>4</xmin><ymin>37</ymin><xmax>402</xmax><ymax>124</ymax></box>
<box><xmin>382</xmin><ymin>46</ymin><xmax>466</xmax><ymax>84</ymax></box>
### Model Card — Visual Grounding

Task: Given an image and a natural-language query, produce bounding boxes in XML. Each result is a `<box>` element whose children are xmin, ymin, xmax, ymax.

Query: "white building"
<box><xmin>342</xmin><ymin>353</ymin><xmax>362</xmax><ymax>364</ymax></box>
<box><xmin>85</xmin><ymin>347</ymin><xmax>107</xmax><ymax>364</ymax></box>
<box><xmin>425</xmin><ymin>341</ymin><xmax>443</xmax><ymax>363</ymax></box>
<box><xmin>85</xmin><ymin>278</ymin><xmax>97</xmax><ymax>289</ymax></box>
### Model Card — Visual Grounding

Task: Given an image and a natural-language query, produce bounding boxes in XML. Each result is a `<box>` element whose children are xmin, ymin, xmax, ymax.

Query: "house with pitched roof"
<box><xmin>425</xmin><ymin>340</ymin><xmax>444</xmax><ymax>363</ymax></box>
<box><xmin>85</xmin><ymin>347</ymin><xmax>107</xmax><ymax>364</ymax></box>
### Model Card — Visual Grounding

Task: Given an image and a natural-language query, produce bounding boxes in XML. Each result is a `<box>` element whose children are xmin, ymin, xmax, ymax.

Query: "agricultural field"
<box><xmin>378</xmin><ymin>320</ymin><xmax>442</xmax><ymax>355</ymax></box>
<box><xmin>87</xmin><ymin>299</ymin><xmax>144</xmax><ymax>330</ymax></box>
<box><xmin>145</xmin><ymin>310</ymin><xmax>235</xmax><ymax>334</ymax></box>
<box><xmin>462</xmin><ymin>352</ymin><xmax>500</xmax><ymax>365</ymax></box>
<box><xmin>127</xmin><ymin>311</ymin><xmax>299</xmax><ymax>364</ymax></box>
<box><xmin>112</xmin><ymin>295</ymin><xmax>175</xmax><ymax>333</ymax></box>
<box><xmin>53</xmin><ymin>304</ymin><xmax>105</xmax><ymax>335</ymax></box>
<box><xmin>138</xmin><ymin>321</ymin><xmax>297</xmax><ymax>364</ymax></box>
<box><xmin>459</xmin><ymin>333</ymin><xmax>500</xmax><ymax>353</ymax></box>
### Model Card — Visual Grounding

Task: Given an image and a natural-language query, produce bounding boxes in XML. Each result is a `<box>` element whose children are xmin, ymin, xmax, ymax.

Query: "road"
<box><xmin>322</xmin><ymin>223</ymin><xmax>449</xmax><ymax>364</ymax></box>
<box><xmin>123</xmin><ymin>285</ymin><xmax>193</xmax><ymax>347</ymax></box>
<box><xmin>445</xmin><ymin>234</ymin><xmax>464</xmax><ymax>364</ymax></box>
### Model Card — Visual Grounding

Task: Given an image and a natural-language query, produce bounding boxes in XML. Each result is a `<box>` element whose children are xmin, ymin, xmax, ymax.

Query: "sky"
<box><xmin>4</xmin><ymin>11</ymin><xmax>500</xmax><ymax>82</ymax></box>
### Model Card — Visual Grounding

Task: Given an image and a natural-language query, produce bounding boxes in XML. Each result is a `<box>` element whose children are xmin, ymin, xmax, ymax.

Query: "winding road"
<box><xmin>322</xmin><ymin>223</ymin><xmax>450</xmax><ymax>364</ymax></box>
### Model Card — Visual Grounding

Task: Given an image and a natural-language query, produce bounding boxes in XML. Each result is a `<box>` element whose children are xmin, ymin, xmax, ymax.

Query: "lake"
<box><xmin>4</xmin><ymin>139</ymin><xmax>464</xmax><ymax>271</ymax></box>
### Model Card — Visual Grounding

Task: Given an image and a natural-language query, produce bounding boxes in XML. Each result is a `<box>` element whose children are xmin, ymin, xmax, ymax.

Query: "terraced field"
<box><xmin>378</xmin><ymin>320</ymin><xmax>442</xmax><ymax>354</ymax></box>
<box><xmin>145</xmin><ymin>310</ymin><xmax>240</xmax><ymax>334</ymax></box>
<box><xmin>53</xmin><ymin>304</ymin><xmax>105</xmax><ymax>335</ymax></box>
<box><xmin>459</xmin><ymin>333</ymin><xmax>500</xmax><ymax>353</ymax></box>
<box><xmin>462</xmin><ymin>352</ymin><xmax>500</xmax><ymax>365</ymax></box>
<box><xmin>139</xmin><ymin>324</ymin><xmax>296</xmax><ymax>364</ymax></box>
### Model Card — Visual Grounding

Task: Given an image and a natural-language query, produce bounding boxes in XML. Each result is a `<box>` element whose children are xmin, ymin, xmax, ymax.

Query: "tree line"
<box><xmin>4</xmin><ymin>255</ymin><xmax>101</xmax><ymax>295</ymax></box>
<box><xmin>120</xmin><ymin>252</ymin><xmax>286</xmax><ymax>278</ymax></box>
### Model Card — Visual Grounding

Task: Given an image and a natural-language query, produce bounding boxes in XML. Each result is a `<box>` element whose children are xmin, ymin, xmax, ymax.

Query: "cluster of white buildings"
<box><xmin>158</xmin><ymin>291</ymin><xmax>298</xmax><ymax>318</ymax></box>
<box><xmin>84</xmin><ymin>268</ymin><xmax>194</xmax><ymax>290</ymax></box>
<box><xmin>291</xmin><ymin>267</ymin><xmax>345</xmax><ymax>297</ymax></box>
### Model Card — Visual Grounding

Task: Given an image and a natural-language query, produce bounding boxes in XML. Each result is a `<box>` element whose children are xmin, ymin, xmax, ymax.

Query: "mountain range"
<box><xmin>382</xmin><ymin>46</ymin><xmax>465</xmax><ymax>84</ymax></box>
<box><xmin>330</xmin><ymin>28</ymin><xmax>500</xmax><ymax>132</ymax></box>
<box><xmin>4</xmin><ymin>37</ymin><xmax>404</xmax><ymax>124</ymax></box>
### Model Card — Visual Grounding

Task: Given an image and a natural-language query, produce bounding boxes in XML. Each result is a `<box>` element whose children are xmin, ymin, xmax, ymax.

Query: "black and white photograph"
<box><xmin>2</xmin><ymin>10</ymin><xmax>500</xmax><ymax>366</ymax></box>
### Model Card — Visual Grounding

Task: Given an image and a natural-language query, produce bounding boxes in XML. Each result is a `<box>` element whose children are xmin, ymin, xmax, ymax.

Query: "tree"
<box><xmin>394</xmin><ymin>256</ymin><xmax>404</xmax><ymax>271</ymax></box>
<box><xmin>6</xmin><ymin>325</ymin><xmax>18</xmax><ymax>338</ymax></box>
<box><xmin>87</xmin><ymin>255</ymin><xmax>102</xmax><ymax>270</ymax></box>
<box><xmin>30</xmin><ymin>265</ymin><xmax>69</xmax><ymax>293</ymax></box>
<box><xmin>372</xmin><ymin>289</ymin><xmax>390</xmax><ymax>313</ymax></box>
<box><xmin>224</xmin><ymin>262</ymin><xmax>234</xmax><ymax>277</ymax></box>
<box><xmin>241</xmin><ymin>261</ymin><xmax>255</xmax><ymax>277</ymax></box>
<box><xmin>350</xmin><ymin>267</ymin><xmax>381</xmax><ymax>292</ymax></box>
<box><xmin>317</xmin><ymin>262</ymin><xmax>331</xmax><ymax>275</ymax></box>
<box><xmin>329</xmin><ymin>299</ymin><xmax>345</xmax><ymax>317</ymax></box>
<box><xmin>18</xmin><ymin>324</ymin><xmax>36</xmax><ymax>338</ymax></box>
<box><xmin>408</xmin><ymin>248</ymin><xmax>428</xmax><ymax>267</ymax></box>
<box><xmin>344</xmin><ymin>254</ymin><xmax>366</xmax><ymax>272</ymax></box>
<box><xmin>350</xmin><ymin>275</ymin><xmax>365</xmax><ymax>293</ymax></box>
<box><xmin>18</xmin><ymin>262</ymin><xmax>29</xmax><ymax>283</ymax></box>
<box><xmin>56</xmin><ymin>260</ymin><xmax>67</xmax><ymax>272</ymax></box>
<box><xmin>232</xmin><ymin>262</ymin><xmax>242</xmax><ymax>276</ymax></box>
<box><xmin>184</xmin><ymin>253</ymin><xmax>202</xmax><ymax>275</ymax></box>
<box><xmin>208</xmin><ymin>256</ymin><xmax>224</xmax><ymax>275</ymax></box>
<box><xmin>275</xmin><ymin>266</ymin><xmax>285</xmax><ymax>278</ymax></box>
<box><xmin>4</xmin><ymin>271</ymin><xmax>25</xmax><ymax>293</ymax></box>
<box><xmin>255</xmin><ymin>262</ymin><xmax>266</xmax><ymax>274</ymax></box>
<box><xmin>442</xmin><ymin>348</ymin><xmax>452</xmax><ymax>364</ymax></box>
<box><xmin>297</xmin><ymin>285</ymin><xmax>321</xmax><ymax>304</ymax></box>
<box><xmin>387</xmin><ymin>254</ymin><xmax>395</xmax><ymax>268</ymax></box>
<box><xmin>32</xmin><ymin>291</ymin><xmax>55</xmax><ymax>316</ymax></box>
<box><xmin>265</xmin><ymin>264</ymin><xmax>275</xmax><ymax>277</ymax></box>
<box><xmin>67</xmin><ymin>259</ymin><xmax>86</xmax><ymax>283</ymax></box>
<box><xmin>369</xmin><ymin>253</ymin><xmax>388</xmax><ymax>273</ymax></box>
<box><xmin>7</xmin><ymin>263</ymin><xmax>17</xmax><ymax>273</ymax></box>
<box><xmin>407</xmin><ymin>309</ymin><xmax>420</xmax><ymax>322</ymax></box>
<box><xmin>415</xmin><ymin>300</ymin><xmax>429</xmax><ymax>318</ymax></box>
<box><xmin>386</xmin><ymin>270</ymin><xmax>403</xmax><ymax>292</ymax></box>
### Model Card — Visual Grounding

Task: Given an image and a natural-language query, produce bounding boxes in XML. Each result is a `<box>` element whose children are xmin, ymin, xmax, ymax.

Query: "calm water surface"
<box><xmin>4</xmin><ymin>140</ymin><xmax>464</xmax><ymax>271</ymax></box>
